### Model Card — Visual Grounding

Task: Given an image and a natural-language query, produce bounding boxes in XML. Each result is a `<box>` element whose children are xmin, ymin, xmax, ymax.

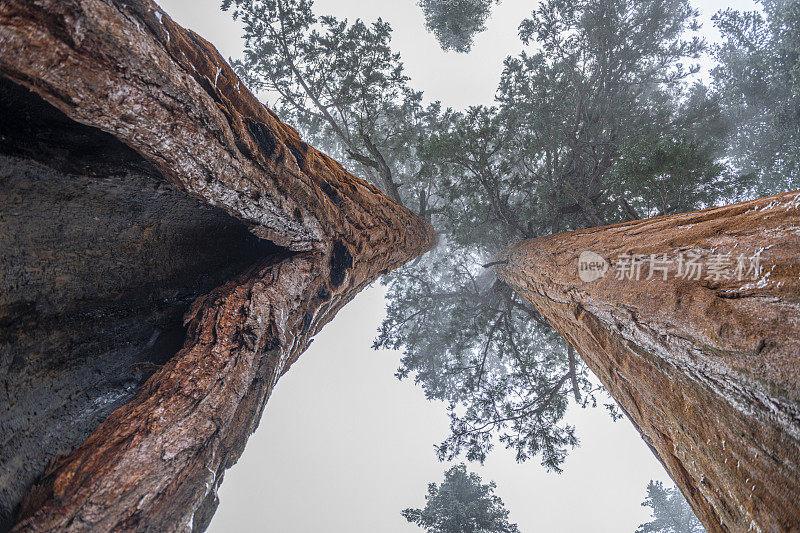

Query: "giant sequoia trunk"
<box><xmin>495</xmin><ymin>192</ymin><xmax>800</xmax><ymax>533</ymax></box>
<box><xmin>0</xmin><ymin>0</ymin><xmax>434</xmax><ymax>531</ymax></box>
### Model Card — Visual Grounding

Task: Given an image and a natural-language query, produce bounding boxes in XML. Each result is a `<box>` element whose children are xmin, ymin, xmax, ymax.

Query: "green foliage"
<box><xmin>609</xmin><ymin>84</ymin><xmax>734</xmax><ymax>218</ymax></box>
<box><xmin>221</xmin><ymin>0</ymin><xmax>437</xmax><ymax>207</ymax></box>
<box><xmin>418</xmin><ymin>0</ymin><xmax>500</xmax><ymax>53</ymax></box>
<box><xmin>378</xmin><ymin>244</ymin><xmax>592</xmax><ymax>469</ymax></box>
<box><xmin>636</xmin><ymin>480</ymin><xmax>705</xmax><ymax>533</ymax></box>
<box><xmin>378</xmin><ymin>0</ymin><xmax>731</xmax><ymax>472</ymax></box>
<box><xmin>402</xmin><ymin>464</ymin><xmax>520</xmax><ymax>533</ymax></box>
<box><xmin>712</xmin><ymin>0</ymin><xmax>800</xmax><ymax>194</ymax></box>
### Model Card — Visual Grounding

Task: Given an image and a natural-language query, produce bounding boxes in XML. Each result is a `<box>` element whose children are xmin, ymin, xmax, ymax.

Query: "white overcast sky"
<box><xmin>154</xmin><ymin>1</ymin><xmax>757</xmax><ymax>531</ymax></box>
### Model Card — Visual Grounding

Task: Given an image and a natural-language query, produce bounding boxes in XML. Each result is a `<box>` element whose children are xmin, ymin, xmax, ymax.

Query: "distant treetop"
<box><xmin>417</xmin><ymin>0</ymin><xmax>500</xmax><ymax>53</ymax></box>
<box><xmin>637</xmin><ymin>480</ymin><xmax>705</xmax><ymax>533</ymax></box>
<box><xmin>402</xmin><ymin>464</ymin><xmax>520</xmax><ymax>533</ymax></box>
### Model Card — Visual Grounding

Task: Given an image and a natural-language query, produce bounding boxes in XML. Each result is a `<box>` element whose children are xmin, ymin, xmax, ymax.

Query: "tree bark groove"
<box><xmin>496</xmin><ymin>191</ymin><xmax>800</xmax><ymax>532</ymax></box>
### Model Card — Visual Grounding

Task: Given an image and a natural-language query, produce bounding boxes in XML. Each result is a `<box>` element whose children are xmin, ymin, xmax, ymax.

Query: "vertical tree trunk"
<box><xmin>495</xmin><ymin>192</ymin><xmax>800</xmax><ymax>532</ymax></box>
<box><xmin>0</xmin><ymin>0</ymin><xmax>434</xmax><ymax>531</ymax></box>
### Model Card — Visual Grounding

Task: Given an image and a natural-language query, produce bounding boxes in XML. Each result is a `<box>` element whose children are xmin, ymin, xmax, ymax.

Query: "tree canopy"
<box><xmin>222</xmin><ymin>0</ymin><xmax>435</xmax><ymax>208</ymax></box>
<box><xmin>402</xmin><ymin>464</ymin><xmax>520</xmax><ymax>533</ymax></box>
<box><xmin>712</xmin><ymin>0</ymin><xmax>800</xmax><ymax>194</ymax></box>
<box><xmin>378</xmin><ymin>0</ymin><xmax>734</xmax><ymax>471</ymax></box>
<box><xmin>224</xmin><ymin>0</ymin><xmax>794</xmax><ymax>473</ymax></box>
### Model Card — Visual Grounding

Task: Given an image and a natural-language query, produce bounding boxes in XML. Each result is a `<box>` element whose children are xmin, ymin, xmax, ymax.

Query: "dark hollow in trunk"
<box><xmin>0</xmin><ymin>76</ymin><xmax>285</xmax><ymax>530</ymax></box>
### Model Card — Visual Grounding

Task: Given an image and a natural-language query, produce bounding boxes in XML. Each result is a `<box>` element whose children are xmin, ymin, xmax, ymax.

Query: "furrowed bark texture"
<box><xmin>496</xmin><ymin>191</ymin><xmax>800</xmax><ymax>533</ymax></box>
<box><xmin>0</xmin><ymin>0</ymin><xmax>435</xmax><ymax>530</ymax></box>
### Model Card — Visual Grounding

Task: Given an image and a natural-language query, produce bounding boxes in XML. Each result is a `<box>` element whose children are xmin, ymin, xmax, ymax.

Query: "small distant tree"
<box><xmin>637</xmin><ymin>480</ymin><xmax>705</xmax><ymax>533</ymax></box>
<box><xmin>417</xmin><ymin>0</ymin><xmax>500</xmax><ymax>53</ymax></box>
<box><xmin>402</xmin><ymin>464</ymin><xmax>520</xmax><ymax>533</ymax></box>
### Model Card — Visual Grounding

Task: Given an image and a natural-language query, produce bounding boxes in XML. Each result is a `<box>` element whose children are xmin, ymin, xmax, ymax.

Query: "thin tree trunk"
<box><xmin>495</xmin><ymin>192</ymin><xmax>800</xmax><ymax>532</ymax></box>
<box><xmin>0</xmin><ymin>0</ymin><xmax>434</xmax><ymax>531</ymax></box>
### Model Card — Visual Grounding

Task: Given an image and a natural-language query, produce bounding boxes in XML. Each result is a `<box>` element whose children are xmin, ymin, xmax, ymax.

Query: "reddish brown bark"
<box><xmin>495</xmin><ymin>191</ymin><xmax>800</xmax><ymax>532</ymax></box>
<box><xmin>0</xmin><ymin>0</ymin><xmax>434</xmax><ymax>530</ymax></box>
